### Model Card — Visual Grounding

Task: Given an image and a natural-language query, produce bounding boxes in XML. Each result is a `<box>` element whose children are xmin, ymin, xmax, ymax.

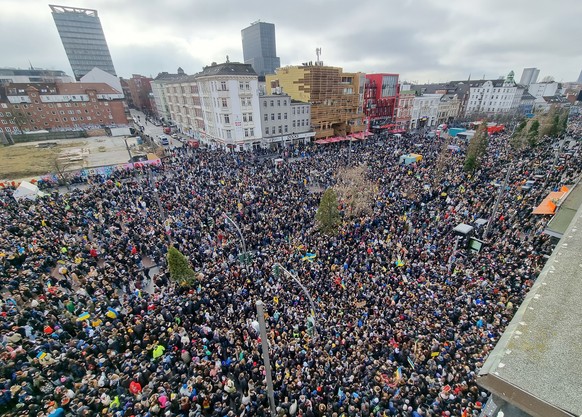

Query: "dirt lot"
<box><xmin>0</xmin><ymin>136</ymin><xmax>156</xmax><ymax>181</ymax></box>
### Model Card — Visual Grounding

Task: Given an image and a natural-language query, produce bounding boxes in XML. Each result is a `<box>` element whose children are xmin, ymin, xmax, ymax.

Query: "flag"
<box><xmin>302</xmin><ymin>253</ymin><xmax>316</xmax><ymax>262</ymax></box>
<box><xmin>394</xmin><ymin>366</ymin><xmax>403</xmax><ymax>381</ymax></box>
<box><xmin>395</xmin><ymin>257</ymin><xmax>404</xmax><ymax>267</ymax></box>
<box><xmin>36</xmin><ymin>351</ymin><xmax>47</xmax><ymax>360</ymax></box>
<box><xmin>407</xmin><ymin>356</ymin><xmax>415</xmax><ymax>369</ymax></box>
<box><xmin>273</xmin><ymin>296</ymin><xmax>279</xmax><ymax>305</ymax></box>
<box><xmin>106</xmin><ymin>307</ymin><xmax>118</xmax><ymax>319</ymax></box>
<box><xmin>431</xmin><ymin>351</ymin><xmax>439</xmax><ymax>358</ymax></box>
<box><xmin>77</xmin><ymin>312</ymin><xmax>90</xmax><ymax>322</ymax></box>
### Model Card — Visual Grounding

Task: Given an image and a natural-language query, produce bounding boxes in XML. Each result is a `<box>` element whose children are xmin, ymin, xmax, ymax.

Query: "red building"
<box><xmin>0</xmin><ymin>82</ymin><xmax>127</xmax><ymax>134</ymax></box>
<box><xmin>364</xmin><ymin>73</ymin><xmax>399</xmax><ymax>124</ymax></box>
<box><xmin>127</xmin><ymin>74</ymin><xmax>153</xmax><ymax>114</ymax></box>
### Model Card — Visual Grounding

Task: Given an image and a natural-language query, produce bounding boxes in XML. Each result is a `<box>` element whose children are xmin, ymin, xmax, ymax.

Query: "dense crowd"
<box><xmin>0</xmin><ymin>117</ymin><xmax>581</xmax><ymax>417</ymax></box>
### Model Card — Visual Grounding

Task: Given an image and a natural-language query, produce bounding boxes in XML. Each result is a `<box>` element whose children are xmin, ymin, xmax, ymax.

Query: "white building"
<box><xmin>80</xmin><ymin>67</ymin><xmax>123</xmax><ymax>94</ymax></box>
<box><xmin>527</xmin><ymin>82</ymin><xmax>561</xmax><ymax>100</ymax></box>
<box><xmin>410</xmin><ymin>93</ymin><xmax>441</xmax><ymax>129</ymax></box>
<box><xmin>151</xmin><ymin>68</ymin><xmax>187</xmax><ymax>121</ymax></box>
<box><xmin>0</xmin><ymin>67</ymin><xmax>74</xmax><ymax>84</ymax></box>
<box><xmin>164</xmin><ymin>62</ymin><xmax>263</xmax><ymax>150</ymax></box>
<box><xmin>465</xmin><ymin>71</ymin><xmax>519</xmax><ymax>115</ymax></box>
<box><xmin>259</xmin><ymin>93</ymin><xmax>314</xmax><ymax>148</ymax></box>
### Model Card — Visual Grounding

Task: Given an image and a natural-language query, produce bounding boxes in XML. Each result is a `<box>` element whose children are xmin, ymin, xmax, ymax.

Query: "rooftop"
<box><xmin>477</xmin><ymin>202</ymin><xmax>582</xmax><ymax>417</ymax></box>
<box><xmin>196</xmin><ymin>62</ymin><xmax>257</xmax><ymax>78</ymax></box>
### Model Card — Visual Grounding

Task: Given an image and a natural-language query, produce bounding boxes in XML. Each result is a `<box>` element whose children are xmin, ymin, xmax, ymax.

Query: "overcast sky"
<box><xmin>2</xmin><ymin>0</ymin><xmax>581</xmax><ymax>83</ymax></box>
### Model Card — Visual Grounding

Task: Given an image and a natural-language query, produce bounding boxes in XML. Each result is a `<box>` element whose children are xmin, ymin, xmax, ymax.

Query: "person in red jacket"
<box><xmin>129</xmin><ymin>380</ymin><xmax>142</xmax><ymax>395</ymax></box>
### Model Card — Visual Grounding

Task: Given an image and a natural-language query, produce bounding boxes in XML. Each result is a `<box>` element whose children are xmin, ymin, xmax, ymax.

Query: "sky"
<box><xmin>2</xmin><ymin>0</ymin><xmax>581</xmax><ymax>83</ymax></box>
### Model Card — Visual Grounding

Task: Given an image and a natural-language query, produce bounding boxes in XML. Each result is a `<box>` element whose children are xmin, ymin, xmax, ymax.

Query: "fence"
<box><xmin>11</xmin><ymin>130</ymin><xmax>87</xmax><ymax>143</ymax></box>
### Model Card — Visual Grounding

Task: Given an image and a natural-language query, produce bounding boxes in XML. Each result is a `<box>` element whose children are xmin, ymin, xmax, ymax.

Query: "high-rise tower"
<box><xmin>241</xmin><ymin>21</ymin><xmax>281</xmax><ymax>77</ymax></box>
<box><xmin>50</xmin><ymin>4</ymin><xmax>117</xmax><ymax>81</ymax></box>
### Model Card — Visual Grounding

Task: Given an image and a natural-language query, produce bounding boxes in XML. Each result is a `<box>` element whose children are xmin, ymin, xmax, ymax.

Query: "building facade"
<box><xmin>151</xmin><ymin>68</ymin><xmax>187</xmax><ymax>121</ymax></box>
<box><xmin>395</xmin><ymin>90</ymin><xmax>415</xmax><ymax>130</ymax></box>
<box><xmin>527</xmin><ymin>82</ymin><xmax>561</xmax><ymax>100</ymax></box>
<box><xmin>163</xmin><ymin>62</ymin><xmax>262</xmax><ymax>150</ymax></box>
<box><xmin>437</xmin><ymin>94</ymin><xmax>461</xmax><ymax>125</ymax></box>
<box><xmin>0</xmin><ymin>82</ymin><xmax>127</xmax><ymax>134</ymax></box>
<box><xmin>363</xmin><ymin>73</ymin><xmax>399</xmax><ymax>124</ymax></box>
<box><xmin>410</xmin><ymin>94</ymin><xmax>441</xmax><ymax>129</ymax></box>
<box><xmin>241</xmin><ymin>21</ymin><xmax>281</xmax><ymax>77</ymax></box>
<box><xmin>126</xmin><ymin>75</ymin><xmax>153</xmax><ymax>114</ymax></box>
<box><xmin>464</xmin><ymin>72</ymin><xmax>519</xmax><ymax>115</ymax></box>
<box><xmin>259</xmin><ymin>94</ymin><xmax>314</xmax><ymax>147</ymax></box>
<box><xmin>266</xmin><ymin>64</ymin><xmax>365</xmax><ymax>139</ymax></box>
<box><xmin>0</xmin><ymin>68</ymin><xmax>74</xmax><ymax>85</ymax></box>
<box><xmin>519</xmin><ymin>67</ymin><xmax>540</xmax><ymax>86</ymax></box>
<box><xmin>50</xmin><ymin>5</ymin><xmax>117</xmax><ymax>81</ymax></box>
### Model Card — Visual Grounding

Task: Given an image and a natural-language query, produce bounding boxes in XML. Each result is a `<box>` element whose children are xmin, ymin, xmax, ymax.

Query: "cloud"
<box><xmin>0</xmin><ymin>0</ymin><xmax>581</xmax><ymax>82</ymax></box>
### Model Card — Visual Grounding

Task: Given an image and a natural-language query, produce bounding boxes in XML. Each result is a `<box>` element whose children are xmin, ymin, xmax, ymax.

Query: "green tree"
<box><xmin>316</xmin><ymin>188</ymin><xmax>341</xmax><ymax>235</ymax></box>
<box><xmin>528</xmin><ymin>120</ymin><xmax>540</xmax><ymax>146</ymax></box>
<box><xmin>464</xmin><ymin>122</ymin><xmax>488</xmax><ymax>172</ymax></box>
<box><xmin>167</xmin><ymin>246</ymin><xmax>196</xmax><ymax>286</ymax></box>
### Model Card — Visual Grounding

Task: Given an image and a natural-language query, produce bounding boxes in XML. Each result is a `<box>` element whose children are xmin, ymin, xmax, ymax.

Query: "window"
<box><xmin>221</xmin><ymin>81</ymin><xmax>227</xmax><ymax>91</ymax></box>
<box><xmin>284</xmin><ymin>113</ymin><xmax>287</xmax><ymax>120</ymax></box>
<box><xmin>270</xmin><ymin>100</ymin><xmax>274</xmax><ymax>107</ymax></box>
<box><xmin>265</xmin><ymin>128</ymin><xmax>269</xmax><ymax>136</ymax></box>
<box><xmin>292</xmin><ymin>121</ymin><xmax>296</xmax><ymax>128</ymax></box>
<box><xmin>271</xmin><ymin>114</ymin><xmax>275</xmax><ymax>121</ymax></box>
<box><xmin>277</xmin><ymin>100</ymin><xmax>280</xmax><ymax>106</ymax></box>
<box><xmin>242</xmin><ymin>114</ymin><xmax>247</xmax><ymax>122</ymax></box>
<box><xmin>221</xmin><ymin>98</ymin><xmax>228</xmax><ymax>108</ymax></box>
<box><xmin>263</xmin><ymin>100</ymin><xmax>267</xmax><ymax>107</ymax></box>
<box><xmin>224</xmin><ymin>115</ymin><xmax>230</xmax><ymax>124</ymax></box>
<box><xmin>226</xmin><ymin>130</ymin><xmax>232</xmax><ymax>139</ymax></box>
<box><xmin>244</xmin><ymin>128</ymin><xmax>250</xmax><ymax>137</ymax></box>
<box><xmin>250</xmin><ymin>128</ymin><xmax>254</xmax><ymax>136</ymax></box>
<box><xmin>278</xmin><ymin>126</ymin><xmax>282</xmax><ymax>134</ymax></box>
<box><xmin>271</xmin><ymin>127</ymin><xmax>276</xmax><ymax>134</ymax></box>
<box><xmin>264</xmin><ymin>114</ymin><xmax>268</xmax><ymax>121</ymax></box>
<box><xmin>283</xmin><ymin>100</ymin><xmax>287</xmax><ymax>106</ymax></box>
<box><xmin>292</xmin><ymin>108</ymin><xmax>295</xmax><ymax>115</ymax></box>
<box><xmin>248</xmin><ymin>113</ymin><xmax>253</xmax><ymax>122</ymax></box>
<box><xmin>284</xmin><ymin>125</ymin><xmax>288</xmax><ymax>133</ymax></box>
<box><xmin>278</xmin><ymin>113</ymin><xmax>281</xmax><ymax>120</ymax></box>
<box><xmin>245</xmin><ymin>82</ymin><xmax>250</xmax><ymax>90</ymax></box>
<box><xmin>240</xmin><ymin>82</ymin><xmax>244</xmax><ymax>90</ymax></box>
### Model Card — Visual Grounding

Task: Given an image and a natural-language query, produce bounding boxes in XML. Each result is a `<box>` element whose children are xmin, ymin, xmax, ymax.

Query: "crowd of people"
<box><xmin>0</xmin><ymin>116</ymin><xmax>581</xmax><ymax>417</ymax></box>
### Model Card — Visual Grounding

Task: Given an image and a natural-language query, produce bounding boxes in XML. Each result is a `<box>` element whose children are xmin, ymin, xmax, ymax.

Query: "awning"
<box><xmin>348</xmin><ymin>132</ymin><xmax>372</xmax><ymax>140</ymax></box>
<box><xmin>532</xmin><ymin>188</ymin><xmax>569</xmax><ymax>215</ymax></box>
<box><xmin>379</xmin><ymin>123</ymin><xmax>396</xmax><ymax>129</ymax></box>
<box><xmin>388</xmin><ymin>129</ymin><xmax>407</xmax><ymax>134</ymax></box>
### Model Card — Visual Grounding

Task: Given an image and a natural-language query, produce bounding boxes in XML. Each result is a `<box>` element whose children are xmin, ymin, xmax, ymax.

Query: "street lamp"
<box><xmin>256</xmin><ymin>300</ymin><xmax>277</xmax><ymax>417</ymax></box>
<box><xmin>272</xmin><ymin>262</ymin><xmax>319</xmax><ymax>340</ymax></box>
<box><xmin>223</xmin><ymin>213</ymin><xmax>249</xmax><ymax>264</ymax></box>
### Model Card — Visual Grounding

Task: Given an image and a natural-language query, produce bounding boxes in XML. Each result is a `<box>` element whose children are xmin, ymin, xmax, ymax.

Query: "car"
<box><xmin>171</xmin><ymin>133</ymin><xmax>178</xmax><ymax>139</ymax></box>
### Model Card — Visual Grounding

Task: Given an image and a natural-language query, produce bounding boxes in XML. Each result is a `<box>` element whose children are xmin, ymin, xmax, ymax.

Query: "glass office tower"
<box><xmin>50</xmin><ymin>4</ymin><xmax>117</xmax><ymax>80</ymax></box>
<box><xmin>241</xmin><ymin>21</ymin><xmax>281</xmax><ymax>77</ymax></box>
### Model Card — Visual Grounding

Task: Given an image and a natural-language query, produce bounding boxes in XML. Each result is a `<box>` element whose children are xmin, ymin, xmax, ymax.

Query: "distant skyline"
<box><xmin>1</xmin><ymin>0</ymin><xmax>581</xmax><ymax>83</ymax></box>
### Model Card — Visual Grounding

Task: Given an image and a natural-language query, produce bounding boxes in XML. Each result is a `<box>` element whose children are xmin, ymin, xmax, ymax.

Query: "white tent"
<box><xmin>12</xmin><ymin>181</ymin><xmax>39</xmax><ymax>201</ymax></box>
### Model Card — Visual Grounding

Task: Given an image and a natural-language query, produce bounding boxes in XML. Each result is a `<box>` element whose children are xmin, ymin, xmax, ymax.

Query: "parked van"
<box><xmin>157</xmin><ymin>135</ymin><xmax>170</xmax><ymax>146</ymax></box>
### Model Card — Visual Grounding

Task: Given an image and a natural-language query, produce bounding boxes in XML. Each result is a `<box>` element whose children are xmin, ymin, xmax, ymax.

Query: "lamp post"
<box><xmin>272</xmin><ymin>262</ymin><xmax>319</xmax><ymax>340</ymax></box>
<box><xmin>256</xmin><ymin>300</ymin><xmax>277</xmax><ymax>417</ymax></box>
<box><xmin>483</xmin><ymin>164</ymin><xmax>512</xmax><ymax>241</ymax></box>
<box><xmin>223</xmin><ymin>213</ymin><xmax>248</xmax><ymax>264</ymax></box>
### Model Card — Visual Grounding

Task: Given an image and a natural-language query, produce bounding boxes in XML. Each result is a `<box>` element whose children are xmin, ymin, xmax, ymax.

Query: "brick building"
<box><xmin>0</xmin><ymin>82</ymin><xmax>127</xmax><ymax>134</ymax></box>
<box><xmin>127</xmin><ymin>74</ymin><xmax>153</xmax><ymax>114</ymax></box>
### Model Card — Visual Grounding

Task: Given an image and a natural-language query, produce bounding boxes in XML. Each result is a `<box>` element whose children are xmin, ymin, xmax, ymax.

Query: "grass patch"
<box><xmin>0</xmin><ymin>141</ymin><xmax>87</xmax><ymax>180</ymax></box>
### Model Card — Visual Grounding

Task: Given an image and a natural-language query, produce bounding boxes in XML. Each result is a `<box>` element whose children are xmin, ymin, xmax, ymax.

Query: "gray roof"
<box><xmin>521</xmin><ymin>92</ymin><xmax>536</xmax><ymax>101</ymax></box>
<box><xmin>153</xmin><ymin>72</ymin><xmax>188</xmax><ymax>81</ymax></box>
<box><xmin>477</xmin><ymin>203</ymin><xmax>582</xmax><ymax>417</ymax></box>
<box><xmin>196</xmin><ymin>62</ymin><xmax>257</xmax><ymax>78</ymax></box>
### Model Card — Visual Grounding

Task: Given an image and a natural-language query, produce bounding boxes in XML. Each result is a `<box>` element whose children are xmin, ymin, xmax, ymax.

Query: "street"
<box><xmin>130</xmin><ymin>109</ymin><xmax>183</xmax><ymax>149</ymax></box>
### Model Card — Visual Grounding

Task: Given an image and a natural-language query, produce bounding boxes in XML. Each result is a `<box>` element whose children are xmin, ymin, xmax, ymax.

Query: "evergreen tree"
<box><xmin>528</xmin><ymin>120</ymin><xmax>540</xmax><ymax>146</ymax></box>
<box><xmin>167</xmin><ymin>246</ymin><xmax>196</xmax><ymax>286</ymax></box>
<box><xmin>316</xmin><ymin>188</ymin><xmax>341</xmax><ymax>235</ymax></box>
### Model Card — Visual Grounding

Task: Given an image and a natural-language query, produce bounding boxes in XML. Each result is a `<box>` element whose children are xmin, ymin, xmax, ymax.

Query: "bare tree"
<box><xmin>50</xmin><ymin>151</ymin><xmax>75</xmax><ymax>189</ymax></box>
<box><xmin>334</xmin><ymin>164</ymin><xmax>377</xmax><ymax>218</ymax></box>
